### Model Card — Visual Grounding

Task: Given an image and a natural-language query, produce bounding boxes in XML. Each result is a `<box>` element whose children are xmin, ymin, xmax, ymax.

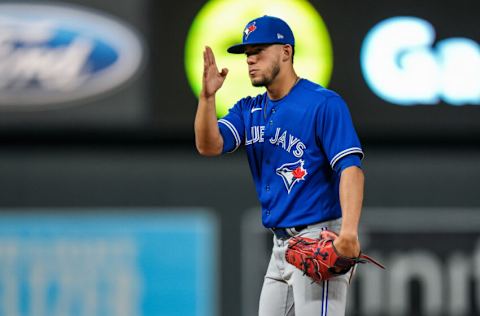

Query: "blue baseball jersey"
<box><xmin>218</xmin><ymin>79</ymin><xmax>363</xmax><ymax>228</ymax></box>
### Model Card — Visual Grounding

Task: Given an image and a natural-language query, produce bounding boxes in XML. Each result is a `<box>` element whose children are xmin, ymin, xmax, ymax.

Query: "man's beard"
<box><xmin>251</xmin><ymin>63</ymin><xmax>280</xmax><ymax>87</ymax></box>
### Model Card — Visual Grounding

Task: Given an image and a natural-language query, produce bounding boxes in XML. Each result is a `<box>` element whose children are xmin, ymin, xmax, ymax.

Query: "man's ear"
<box><xmin>282</xmin><ymin>45</ymin><xmax>293</xmax><ymax>62</ymax></box>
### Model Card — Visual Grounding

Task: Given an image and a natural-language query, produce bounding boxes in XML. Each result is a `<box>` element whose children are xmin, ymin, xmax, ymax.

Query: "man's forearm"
<box><xmin>194</xmin><ymin>93</ymin><xmax>223</xmax><ymax>156</ymax></box>
<box><xmin>338</xmin><ymin>166</ymin><xmax>364</xmax><ymax>237</ymax></box>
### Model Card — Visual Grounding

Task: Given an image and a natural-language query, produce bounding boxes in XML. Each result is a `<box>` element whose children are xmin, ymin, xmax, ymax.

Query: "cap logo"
<box><xmin>244</xmin><ymin>22</ymin><xmax>257</xmax><ymax>39</ymax></box>
<box><xmin>277</xmin><ymin>33</ymin><xmax>284</xmax><ymax>39</ymax></box>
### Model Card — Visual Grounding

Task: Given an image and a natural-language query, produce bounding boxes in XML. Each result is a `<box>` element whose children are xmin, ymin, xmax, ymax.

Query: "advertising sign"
<box><xmin>0</xmin><ymin>3</ymin><xmax>144</xmax><ymax>109</ymax></box>
<box><xmin>0</xmin><ymin>210</ymin><xmax>218</xmax><ymax>316</ymax></box>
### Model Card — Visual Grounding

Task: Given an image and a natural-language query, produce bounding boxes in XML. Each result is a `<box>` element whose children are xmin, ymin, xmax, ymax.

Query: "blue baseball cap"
<box><xmin>227</xmin><ymin>15</ymin><xmax>295</xmax><ymax>54</ymax></box>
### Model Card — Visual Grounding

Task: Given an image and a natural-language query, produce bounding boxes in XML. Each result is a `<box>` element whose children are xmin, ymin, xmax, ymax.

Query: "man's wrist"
<box><xmin>339</xmin><ymin>230</ymin><xmax>358</xmax><ymax>240</ymax></box>
<box><xmin>200</xmin><ymin>90</ymin><xmax>216</xmax><ymax>101</ymax></box>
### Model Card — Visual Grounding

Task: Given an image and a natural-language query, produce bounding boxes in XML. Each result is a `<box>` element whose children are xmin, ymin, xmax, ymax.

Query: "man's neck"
<box><xmin>266</xmin><ymin>72</ymin><xmax>299</xmax><ymax>100</ymax></box>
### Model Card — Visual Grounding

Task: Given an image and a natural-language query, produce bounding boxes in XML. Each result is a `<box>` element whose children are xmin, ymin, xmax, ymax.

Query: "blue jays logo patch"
<box><xmin>244</xmin><ymin>22</ymin><xmax>257</xmax><ymax>39</ymax></box>
<box><xmin>276</xmin><ymin>160</ymin><xmax>308</xmax><ymax>194</ymax></box>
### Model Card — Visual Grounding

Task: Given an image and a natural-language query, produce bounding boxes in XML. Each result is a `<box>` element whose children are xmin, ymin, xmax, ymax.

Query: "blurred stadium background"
<box><xmin>0</xmin><ymin>0</ymin><xmax>478</xmax><ymax>315</ymax></box>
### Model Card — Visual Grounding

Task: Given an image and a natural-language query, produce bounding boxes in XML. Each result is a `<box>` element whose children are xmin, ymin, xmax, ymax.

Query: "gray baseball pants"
<box><xmin>258</xmin><ymin>218</ymin><xmax>352</xmax><ymax>316</ymax></box>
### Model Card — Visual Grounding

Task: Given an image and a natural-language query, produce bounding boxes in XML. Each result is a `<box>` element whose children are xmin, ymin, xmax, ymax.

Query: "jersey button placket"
<box><xmin>269</xmin><ymin>106</ymin><xmax>276</xmax><ymax>126</ymax></box>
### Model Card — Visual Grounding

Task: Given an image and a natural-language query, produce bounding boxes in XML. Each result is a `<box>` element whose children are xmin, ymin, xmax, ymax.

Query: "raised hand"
<box><xmin>202</xmin><ymin>46</ymin><xmax>228</xmax><ymax>99</ymax></box>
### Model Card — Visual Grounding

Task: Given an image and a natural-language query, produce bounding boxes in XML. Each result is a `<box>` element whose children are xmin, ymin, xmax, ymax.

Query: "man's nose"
<box><xmin>247</xmin><ymin>55</ymin><xmax>256</xmax><ymax>65</ymax></box>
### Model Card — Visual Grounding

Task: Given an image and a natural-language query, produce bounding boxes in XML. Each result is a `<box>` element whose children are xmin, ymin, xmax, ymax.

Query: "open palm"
<box><xmin>202</xmin><ymin>46</ymin><xmax>228</xmax><ymax>98</ymax></box>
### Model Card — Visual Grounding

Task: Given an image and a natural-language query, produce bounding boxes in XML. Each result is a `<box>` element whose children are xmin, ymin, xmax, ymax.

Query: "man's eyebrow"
<box><xmin>245</xmin><ymin>47</ymin><xmax>264</xmax><ymax>54</ymax></box>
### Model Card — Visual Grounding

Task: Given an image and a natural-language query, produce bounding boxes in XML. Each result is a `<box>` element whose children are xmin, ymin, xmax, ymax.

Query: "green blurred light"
<box><xmin>185</xmin><ymin>0</ymin><xmax>333</xmax><ymax>118</ymax></box>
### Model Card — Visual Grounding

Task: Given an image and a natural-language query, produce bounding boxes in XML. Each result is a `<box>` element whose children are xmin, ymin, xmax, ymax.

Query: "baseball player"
<box><xmin>195</xmin><ymin>15</ymin><xmax>365</xmax><ymax>316</ymax></box>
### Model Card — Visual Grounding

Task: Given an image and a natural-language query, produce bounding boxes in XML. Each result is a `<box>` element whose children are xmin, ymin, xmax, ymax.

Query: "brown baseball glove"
<box><xmin>285</xmin><ymin>230</ymin><xmax>384</xmax><ymax>283</ymax></box>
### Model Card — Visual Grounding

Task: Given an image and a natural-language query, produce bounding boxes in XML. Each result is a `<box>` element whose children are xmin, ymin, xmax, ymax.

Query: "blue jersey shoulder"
<box><xmin>296</xmin><ymin>79</ymin><xmax>342</xmax><ymax>106</ymax></box>
<box><xmin>235</xmin><ymin>93</ymin><xmax>267</xmax><ymax>112</ymax></box>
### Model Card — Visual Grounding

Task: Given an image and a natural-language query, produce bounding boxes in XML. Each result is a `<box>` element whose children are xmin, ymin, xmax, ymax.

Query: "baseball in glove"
<box><xmin>285</xmin><ymin>230</ymin><xmax>385</xmax><ymax>283</ymax></box>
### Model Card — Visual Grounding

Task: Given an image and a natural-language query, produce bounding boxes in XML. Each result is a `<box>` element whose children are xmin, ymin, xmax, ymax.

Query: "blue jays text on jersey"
<box><xmin>245</xmin><ymin>126</ymin><xmax>306</xmax><ymax>158</ymax></box>
<box><xmin>218</xmin><ymin>79</ymin><xmax>363</xmax><ymax>228</ymax></box>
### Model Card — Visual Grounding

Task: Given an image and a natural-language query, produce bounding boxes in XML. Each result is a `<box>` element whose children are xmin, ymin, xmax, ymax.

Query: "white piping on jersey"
<box><xmin>218</xmin><ymin>119</ymin><xmax>241</xmax><ymax>152</ymax></box>
<box><xmin>329</xmin><ymin>147</ymin><xmax>364</xmax><ymax>169</ymax></box>
<box><xmin>250</xmin><ymin>107</ymin><xmax>262</xmax><ymax>113</ymax></box>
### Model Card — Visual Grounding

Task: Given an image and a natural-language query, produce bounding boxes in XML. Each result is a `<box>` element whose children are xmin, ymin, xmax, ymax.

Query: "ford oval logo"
<box><xmin>0</xmin><ymin>3</ymin><xmax>144</xmax><ymax>108</ymax></box>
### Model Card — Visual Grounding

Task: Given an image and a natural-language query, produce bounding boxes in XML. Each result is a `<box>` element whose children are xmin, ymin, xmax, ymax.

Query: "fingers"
<box><xmin>203</xmin><ymin>46</ymin><xmax>209</xmax><ymax>66</ymax></box>
<box><xmin>206</xmin><ymin>46</ymin><xmax>221</xmax><ymax>69</ymax></box>
<box><xmin>207</xmin><ymin>46</ymin><xmax>216</xmax><ymax>66</ymax></box>
<box><xmin>220</xmin><ymin>67</ymin><xmax>229</xmax><ymax>78</ymax></box>
<box><xmin>205</xmin><ymin>46</ymin><xmax>210</xmax><ymax>65</ymax></box>
<box><xmin>203</xmin><ymin>49</ymin><xmax>207</xmax><ymax>73</ymax></box>
<box><xmin>204</xmin><ymin>46</ymin><xmax>212</xmax><ymax>66</ymax></box>
<box><xmin>204</xmin><ymin>46</ymin><xmax>227</xmax><ymax>78</ymax></box>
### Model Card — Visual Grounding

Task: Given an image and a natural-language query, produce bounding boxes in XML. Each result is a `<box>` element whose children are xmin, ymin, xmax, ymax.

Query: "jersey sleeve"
<box><xmin>317</xmin><ymin>95</ymin><xmax>364</xmax><ymax>169</ymax></box>
<box><xmin>333</xmin><ymin>154</ymin><xmax>362</xmax><ymax>175</ymax></box>
<box><xmin>218</xmin><ymin>100</ymin><xmax>245</xmax><ymax>154</ymax></box>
